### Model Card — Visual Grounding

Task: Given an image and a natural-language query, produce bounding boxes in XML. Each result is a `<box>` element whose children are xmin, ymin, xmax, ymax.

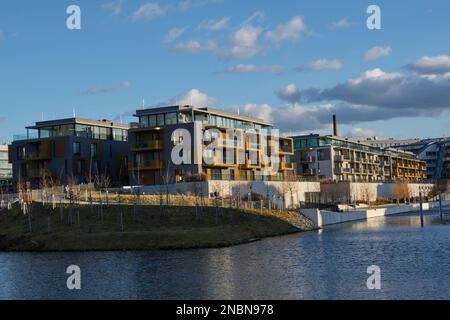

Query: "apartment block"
<box><xmin>292</xmin><ymin>134</ymin><xmax>426</xmax><ymax>182</ymax></box>
<box><xmin>0</xmin><ymin>145</ymin><xmax>13</xmax><ymax>192</ymax></box>
<box><xmin>397</xmin><ymin>138</ymin><xmax>450</xmax><ymax>180</ymax></box>
<box><xmin>364</xmin><ymin>137</ymin><xmax>450</xmax><ymax>180</ymax></box>
<box><xmin>10</xmin><ymin>118</ymin><xmax>129</xmax><ymax>189</ymax></box>
<box><xmin>128</xmin><ymin>105</ymin><xmax>294</xmax><ymax>185</ymax></box>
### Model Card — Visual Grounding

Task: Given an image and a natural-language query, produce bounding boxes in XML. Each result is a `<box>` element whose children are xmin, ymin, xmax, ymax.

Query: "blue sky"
<box><xmin>1</xmin><ymin>0</ymin><xmax>450</xmax><ymax>142</ymax></box>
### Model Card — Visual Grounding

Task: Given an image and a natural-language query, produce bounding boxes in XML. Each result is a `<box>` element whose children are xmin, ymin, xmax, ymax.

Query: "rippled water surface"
<box><xmin>1</xmin><ymin>213</ymin><xmax>450</xmax><ymax>299</ymax></box>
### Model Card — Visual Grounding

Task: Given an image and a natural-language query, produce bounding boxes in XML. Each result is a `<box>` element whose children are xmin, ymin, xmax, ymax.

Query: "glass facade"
<box><xmin>0</xmin><ymin>147</ymin><xmax>12</xmax><ymax>179</ymax></box>
<box><xmin>294</xmin><ymin>136</ymin><xmax>417</xmax><ymax>160</ymax></box>
<box><xmin>25</xmin><ymin>123</ymin><xmax>128</xmax><ymax>142</ymax></box>
<box><xmin>139</xmin><ymin>110</ymin><xmax>269</xmax><ymax>131</ymax></box>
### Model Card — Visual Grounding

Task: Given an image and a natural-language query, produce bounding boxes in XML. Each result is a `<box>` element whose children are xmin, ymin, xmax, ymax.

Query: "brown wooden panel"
<box><xmin>55</xmin><ymin>141</ymin><xmax>65</xmax><ymax>158</ymax></box>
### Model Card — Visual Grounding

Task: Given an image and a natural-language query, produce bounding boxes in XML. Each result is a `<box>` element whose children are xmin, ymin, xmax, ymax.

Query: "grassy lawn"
<box><xmin>0</xmin><ymin>203</ymin><xmax>309</xmax><ymax>251</ymax></box>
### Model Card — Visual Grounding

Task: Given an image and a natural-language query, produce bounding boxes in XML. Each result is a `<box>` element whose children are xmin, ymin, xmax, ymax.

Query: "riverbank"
<box><xmin>0</xmin><ymin>203</ymin><xmax>314</xmax><ymax>251</ymax></box>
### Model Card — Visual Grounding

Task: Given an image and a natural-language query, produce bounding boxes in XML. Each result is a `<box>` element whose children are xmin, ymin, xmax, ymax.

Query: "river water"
<box><xmin>1</xmin><ymin>213</ymin><xmax>450</xmax><ymax>300</ymax></box>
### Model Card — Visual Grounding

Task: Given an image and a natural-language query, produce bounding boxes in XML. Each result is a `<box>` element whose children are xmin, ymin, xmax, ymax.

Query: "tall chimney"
<box><xmin>332</xmin><ymin>114</ymin><xmax>338</xmax><ymax>136</ymax></box>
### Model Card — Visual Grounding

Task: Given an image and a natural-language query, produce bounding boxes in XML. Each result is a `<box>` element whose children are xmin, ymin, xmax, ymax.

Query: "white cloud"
<box><xmin>364</xmin><ymin>46</ymin><xmax>392</xmax><ymax>61</ymax></box>
<box><xmin>277</xmin><ymin>84</ymin><xmax>302</xmax><ymax>103</ymax></box>
<box><xmin>165</xmin><ymin>27</ymin><xmax>187</xmax><ymax>43</ymax></box>
<box><xmin>345</xmin><ymin>128</ymin><xmax>382</xmax><ymax>140</ymax></box>
<box><xmin>242</xmin><ymin>104</ymin><xmax>274</xmax><ymax>122</ymax></box>
<box><xmin>266</xmin><ymin>16</ymin><xmax>307</xmax><ymax>45</ymax></box>
<box><xmin>240</xmin><ymin>102</ymin><xmax>336</xmax><ymax>133</ymax></box>
<box><xmin>131</xmin><ymin>3</ymin><xmax>166</xmax><ymax>21</ymax></box>
<box><xmin>220</xmin><ymin>25</ymin><xmax>262</xmax><ymax>59</ymax></box>
<box><xmin>240</xmin><ymin>11</ymin><xmax>265</xmax><ymax>26</ymax></box>
<box><xmin>280</xmin><ymin>67</ymin><xmax>450</xmax><ymax>115</ymax></box>
<box><xmin>297</xmin><ymin>59</ymin><xmax>343</xmax><ymax>72</ymax></box>
<box><xmin>348</xmin><ymin>68</ymin><xmax>402</xmax><ymax>85</ymax></box>
<box><xmin>222</xmin><ymin>64</ymin><xmax>284</xmax><ymax>74</ymax></box>
<box><xmin>176</xmin><ymin>0</ymin><xmax>221</xmax><ymax>12</ymax></box>
<box><xmin>330</xmin><ymin>18</ymin><xmax>353</xmax><ymax>30</ymax></box>
<box><xmin>405</xmin><ymin>55</ymin><xmax>450</xmax><ymax>75</ymax></box>
<box><xmin>172</xmin><ymin>40</ymin><xmax>217</xmax><ymax>53</ymax></box>
<box><xmin>172</xmin><ymin>89</ymin><xmax>217</xmax><ymax>106</ymax></box>
<box><xmin>102</xmin><ymin>0</ymin><xmax>123</xmax><ymax>15</ymax></box>
<box><xmin>199</xmin><ymin>17</ymin><xmax>230</xmax><ymax>31</ymax></box>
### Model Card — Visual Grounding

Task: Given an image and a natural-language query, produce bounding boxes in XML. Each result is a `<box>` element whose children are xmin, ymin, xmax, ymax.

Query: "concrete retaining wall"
<box><xmin>303</xmin><ymin>200</ymin><xmax>450</xmax><ymax>228</ymax></box>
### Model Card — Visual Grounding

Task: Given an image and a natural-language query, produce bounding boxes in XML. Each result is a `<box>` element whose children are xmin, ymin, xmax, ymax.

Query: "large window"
<box><xmin>90</xmin><ymin>143</ymin><xmax>98</xmax><ymax>158</ymax></box>
<box><xmin>140</xmin><ymin>116</ymin><xmax>149</xmax><ymax>128</ymax></box>
<box><xmin>73</xmin><ymin>142</ymin><xmax>81</xmax><ymax>155</ymax></box>
<box><xmin>165</xmin><ymin>113</ymin><xmax>177</xmax><ymax>125</ymax></box>
<box><xmin>53</xmin><ymin>124</ymin><xmax>75</xmax><ymax>137</ymax></box>
<box><xmin>113</xmin><ymin>128</ymin><xmax>127</xmax><ymax>142</ymax></box>
<box><xmin>179</xmin><ymin>112</ymin><xmax>192</xmax><ymax>123</ymax></box>
<box><xmin>99</xmin><ymin>127</ymin><xmax>110</xmax><ymax>140</ymax></box>
<box><xmin>149</xmin><ymin>115</ymin><xmax>157</xmax><ymax>127</ymax></box>
<box><xmin>157</xmin><ymin>114</ymin><xmax>165</xmax><ymax>126</ymax></box>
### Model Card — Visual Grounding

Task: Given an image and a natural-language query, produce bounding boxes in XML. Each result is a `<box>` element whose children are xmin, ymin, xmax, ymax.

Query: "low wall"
<box><xmin>303</xmin><ymin>199</ymin><xmax>450</xmax><ymax>228</ymax></box>
<box><xmin>129</xmin><ymin>180</ymin><xmax>321</xmax><ymax>209</ymax></box>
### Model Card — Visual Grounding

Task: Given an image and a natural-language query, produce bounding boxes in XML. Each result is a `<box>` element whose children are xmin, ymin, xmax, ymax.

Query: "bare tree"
<box><xmin>393</xmin><ymin>181</ymin><xmax>410</xmax><ymax>204</ymax></box>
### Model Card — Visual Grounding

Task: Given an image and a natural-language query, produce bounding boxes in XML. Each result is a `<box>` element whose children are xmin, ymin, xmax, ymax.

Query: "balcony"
<box><xmin>300</xmin><ymin>156</ymin><xmax>315</xmax><ymax>163</ymax></box>
<box><xmin>25</xmin><ymin>149</ymin><xmax>51</xmax><ymax>161</ymax></box>
<box><xmin>280</xmin><ymin>162</ymin><xmax>294</xmax><ymax>171</ymax></box>
<box><xmin>130</xmin><ymin>160</ymin><xmax>165</xmax><ymax>171</ymax></box>
<box><xmin>245</xmin><ymin>158</ymin><xmax>261</xmax><ymax>169</ymax></box>
<box><xmin>203</xmin><ymin>156</ymin><xmax>239</xmax><ymax>168</ymax></box>
<box><xmin>131</xmin><ymin>140</ymin><xmax>164</xmax><ymax>152</ymax></box>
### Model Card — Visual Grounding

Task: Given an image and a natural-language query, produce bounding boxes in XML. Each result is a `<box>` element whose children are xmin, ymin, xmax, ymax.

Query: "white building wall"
<box><xmin>321</xmin><ymin>181</ymin><xmax>434</xmax><ymax>203</ymax></box>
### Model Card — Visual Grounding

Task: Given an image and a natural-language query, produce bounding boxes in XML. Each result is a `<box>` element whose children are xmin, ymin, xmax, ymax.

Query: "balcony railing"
<box><xmin>129</xmin><ymin>160</ymin><xmax>165</xmax><ymax>171</ymax></box>
<box><xmin>131</xmin><ymin>140</ymin><xmax>164</xmax><ymax>151</ymax></box>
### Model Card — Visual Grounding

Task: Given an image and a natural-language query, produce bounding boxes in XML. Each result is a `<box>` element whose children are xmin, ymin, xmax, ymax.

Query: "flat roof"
<box><xmin>26</xmin><ymin>117</ymin><xmax>129</xmax><ymax>130</ymax></box>
<box><xmin>134</xmin><ymin>105</ymin><xmax>272</xmax><ymax>126</ymax></box>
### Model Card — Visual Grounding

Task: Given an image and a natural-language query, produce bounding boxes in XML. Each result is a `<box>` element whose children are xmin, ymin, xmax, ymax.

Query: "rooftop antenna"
<box><xmin>142</xmin><ymin>98</ymin><xmax>145</xmax><ymax>110</ymax></box>
<box><xmin>237</xmin><ymin>106</ymin><xmax>240</xmax><ymax>115</ymax></box>
<box><xmin>120</xmin><ymin>115</ymin><xmax>123</xmax><ymax>124</ymax></box>
<box><xmin>41</xmin><ymin>112</ymin><xmax>44</xmax><ymax>121</ymax></box>
<box><xmin>73</xmin><ymin>108</ymin><xmax>76</xmax><ymax>117</ymax></box>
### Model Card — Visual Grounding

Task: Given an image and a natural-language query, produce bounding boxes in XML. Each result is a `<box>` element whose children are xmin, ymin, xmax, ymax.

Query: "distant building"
<box><xmin>291</xmin><ymin>134</ymin><xmax>426</xmax><ymax>182</ymax></box>
<box><xmin>363</xmin><ymin>138</ymin><xmax>421</xmax><ymax>148</ymax></box>
<box><xmin>394</xmin><ymin>138</ymin><xmax>450</xmax><ymax>180</ymax></box>
<box><xmin>128</xmin><ymin>105</ymin><xmax>295</xmax><ymax>185</ymax></box>
<box><xmin>9</xmin><ymin>118</ymin><xmax>129</xmax><ymax>189</ymax></box>
<box><xmin>0</xmin><ymin>145</ymin><xmax>13</xmax><ymax>192</ymax></box>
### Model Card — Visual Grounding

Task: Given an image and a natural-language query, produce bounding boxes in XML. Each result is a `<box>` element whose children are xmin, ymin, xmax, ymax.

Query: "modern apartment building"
<box><xmin>363</xmin><ymin>138</ymin><xmax>421</xmax><ymax>148</ymax></box>
<box><xmin>0</xmin><ymin>145</ymin><xmax>13</xmax><ymax>192</ymax></box>
<box><xmin>9</xmin><ymin>118</ymin><xmax>130</xmax><ymax>189</ymax></box>
<box><xmin>128</xmin><ymin>105</ymin><xmax>295</xmax><ymax>185</ymax></box>
<box><xmin>292</xmin><ymin>134</ymin><xmax>426</xmax><ymax>182</ymax></box>
<box><xmin>394</xmin><ymin>138</ymin><xmax>450</xmax><ymax>180</ymax></box>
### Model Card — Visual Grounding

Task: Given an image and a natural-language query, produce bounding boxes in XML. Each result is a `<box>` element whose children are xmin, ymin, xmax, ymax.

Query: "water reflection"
<box><xmin>1</xmin><ymin>213</ymin><xmax>450</xmax><ymax>299</ymax></box>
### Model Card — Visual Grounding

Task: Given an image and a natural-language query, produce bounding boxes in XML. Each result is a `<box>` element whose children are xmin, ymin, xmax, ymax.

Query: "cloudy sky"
<box><xmin>1</xmin><ymin>0</ymin><xmax>450</xmax><ymax>142</ymax></box>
